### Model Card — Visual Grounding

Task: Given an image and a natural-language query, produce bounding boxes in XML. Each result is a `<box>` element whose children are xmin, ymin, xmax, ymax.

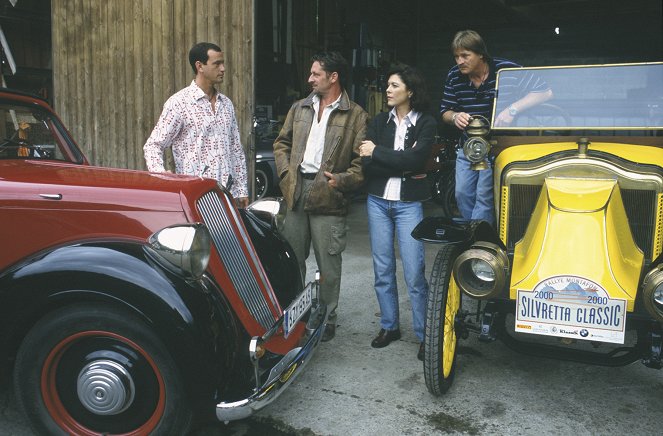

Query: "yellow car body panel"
<box><xmin>494</xmin><ymin>142</ymin><xmax>663</xmax><ymax>190</ymax></box>
<box><xmin>510</xmin><ymin>177</ymin><xmax>643</xmax><ymax>311</ymax></box>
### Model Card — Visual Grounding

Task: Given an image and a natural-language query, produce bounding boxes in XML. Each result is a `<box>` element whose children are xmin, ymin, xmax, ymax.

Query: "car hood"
<box><xmin>0</xmin><ymin>160</ymin><xmax>218</xmax><ymax>212</ymax></box>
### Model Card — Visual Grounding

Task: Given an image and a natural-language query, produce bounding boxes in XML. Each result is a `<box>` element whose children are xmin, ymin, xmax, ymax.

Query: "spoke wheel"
<box><xmin>255</xmin><ymin>166</ymin><xmax>270</xmax><ymax>199</ymax></box>
<box><xmin>424</xmin><ymin>244</ymin><xmax>461</xmax><ymax>395</ymax></box>
<box><xmin>14</xmin><ymin>304</ymin><xmax>191</xmax><ymax>435</ymax></box>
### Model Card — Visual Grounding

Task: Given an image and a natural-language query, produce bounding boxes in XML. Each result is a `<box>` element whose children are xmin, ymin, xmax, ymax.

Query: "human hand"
<box><xmin>359</xmin><ymin>140</ymin><xmax>376</xmax><ymax>157</ymax></box>
<box><xmin>453</xmin><ymin>112</ymin><xmax>474</xmax><ymax>130</ymax></box>
<box><xmin>493</xmin><ymin>109</ymin><xmax>514</xmax><ymax>127</ymax></box>
<box><xmin>323</xmin><ymin>171</ymin><xmax>338</xmax><ymax>188</ymax></box>
<box><xmin>236</xmin><ymin>197</ymin><xmax>249</xmax><ymax>208</ymax></box>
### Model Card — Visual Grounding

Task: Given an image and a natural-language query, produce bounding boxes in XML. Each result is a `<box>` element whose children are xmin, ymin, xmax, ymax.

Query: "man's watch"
<box><xmin>508</xmin><ymin>105</ymin><xmax>518</xmax><ymax>116</ymax></box>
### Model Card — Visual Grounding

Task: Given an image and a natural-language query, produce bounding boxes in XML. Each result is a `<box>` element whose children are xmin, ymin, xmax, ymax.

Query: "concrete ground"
<box><xmin>237</xmin><ymin>199</ymin><xmax>662</xmax><ymax>436</ymax></box>
<box><xmin>2</xmin><ymin>199</ymin><xmax>661</xmax><ymax>435</ymax></box>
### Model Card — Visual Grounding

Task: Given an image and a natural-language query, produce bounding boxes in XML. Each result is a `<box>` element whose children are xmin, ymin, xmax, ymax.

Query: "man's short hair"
<box><xmin>189</xmin><ymin>42</ymin><xmax>222</xmax><ymax>75</ymax></box>
<box><xmin>311</xmin><ymin>51</ymin><xmax>349</xmax><ymax>90</ymax></box>
<box><xmin>451</xmin><ymin>30</ymin><xmax>491</xmax><ymax>60</ymax></box>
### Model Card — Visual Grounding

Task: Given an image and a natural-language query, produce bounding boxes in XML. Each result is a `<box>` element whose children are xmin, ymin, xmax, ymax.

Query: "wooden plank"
<box><xmin>173</xmin><ymin>0</ymin><xmax>186</xmax><ymax>89</ymax></box>
<box><xmin>133</xmin><ymin>1</ymin><xmax>146</xmax><ymax>169</ymax></box>
<box><xmin>196</xmin><ymin>0</ymin><xmax>206</xmax><ymax>43</ymax></box>
<box><xmin>50</xmin><ymin>0</ymin><xmax>255</xmax><ymax>172</ymax></box>
<box><xmin>80</xmin><ymin>0</ymin><xmax>93</xmax><ymax>164</ymax></box>
<box><xmin>51</xmin><ymin>1</ymin><xmax>64</xmax><ymax>118</ymax></box>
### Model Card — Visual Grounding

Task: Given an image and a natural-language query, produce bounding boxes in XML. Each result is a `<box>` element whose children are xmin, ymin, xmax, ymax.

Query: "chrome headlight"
<box><xmin>463</xmin><ymin>137</ymin><xmax>491</xmax><ymax>169</ymax></box>
<box><xmin>147</xmin><ymin>223</ymin><xmax>211</xmax><ymax>280</ymax></box>
<box><xmin>642</xmin><ymin>264</ymin><xmax>663</xmax><ymax>322</ymax></box>
<box><xmin>453</xmin><ymin>241</ymin><xmax>509</xmax><ymax>299</ymax></box>
<box><xmin>247</xmin><ymin>197</ymin><xmax>286</xmax><ymax>231</ymax></box>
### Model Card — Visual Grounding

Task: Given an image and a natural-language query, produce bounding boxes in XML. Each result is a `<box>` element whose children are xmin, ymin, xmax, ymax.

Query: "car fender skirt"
<box><xmin>0</xmin><ymin>241</ymin><xmax>236</xmax><ymax>403</ymax></box>
<box><xmin>411</xmin><ymin>216</ymin><xmax>501</xmax><ymax>248</ymax></box>
<box><xmin>510</xmin><ymin>177</ymin><xmax>643</xmax><ymax>310</ymax></box>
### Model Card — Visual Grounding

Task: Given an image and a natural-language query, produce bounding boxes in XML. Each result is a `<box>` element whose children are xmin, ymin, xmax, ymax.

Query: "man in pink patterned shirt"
<box><xmin>144</xmin><ymin>42</ymin><xmax>248</xmax><ymax>207</ymax></box>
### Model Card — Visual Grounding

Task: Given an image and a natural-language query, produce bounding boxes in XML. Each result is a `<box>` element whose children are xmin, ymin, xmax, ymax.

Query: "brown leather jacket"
<box><xmin>273</xmin><ymin>90</ymin><xmax>367</xmax><ymax>215</ymax></box>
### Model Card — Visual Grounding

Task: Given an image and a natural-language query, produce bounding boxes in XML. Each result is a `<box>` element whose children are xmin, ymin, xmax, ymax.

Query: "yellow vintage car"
<box><xmin>414</xmin><ymin>62</ymin><xmax>663</xmax><ymax>395</ymax></box>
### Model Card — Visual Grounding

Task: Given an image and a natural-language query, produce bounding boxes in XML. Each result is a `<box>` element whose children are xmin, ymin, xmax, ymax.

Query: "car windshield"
<box><xmin>0</xmin><ymin>102</ymin><xmax>83</xmax><ymax>162</ymax></box>
<box><xmin>492</xmin><ymin>63</ymin><xmax>663</xmax><ymax>131</ymax></box>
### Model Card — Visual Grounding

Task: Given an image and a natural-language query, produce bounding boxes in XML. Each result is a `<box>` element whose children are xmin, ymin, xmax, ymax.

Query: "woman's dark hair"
<box><xmin>189</xmin><ymin>42</ymin><xmax>223</xmax><ymax>75</ymax></box>
<box><xmin>386</xmin><ymin>65</ymin><xmax>430</xmax><ymax>113</ymax></box>
<box><xmin>311</xmin><ymin>51</ymin><xmax>349</xmax><ymax>90</ymax></box>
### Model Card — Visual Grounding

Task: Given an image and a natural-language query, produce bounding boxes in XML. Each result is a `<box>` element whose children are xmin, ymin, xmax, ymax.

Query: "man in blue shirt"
<box><xmin>440</xmin><ymin>30</ymin><xmax>551</xmax><ymax>224</ymax></box>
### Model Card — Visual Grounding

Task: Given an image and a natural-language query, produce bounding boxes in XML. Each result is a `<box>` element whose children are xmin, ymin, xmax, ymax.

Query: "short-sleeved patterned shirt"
<box><xmin>143</xmin><ymin>81</ymin><xmax>248</xmax><ymax>198</ymax></box>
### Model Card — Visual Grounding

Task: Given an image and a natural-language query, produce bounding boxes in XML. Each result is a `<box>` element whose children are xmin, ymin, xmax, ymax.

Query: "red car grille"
<box><xmin>197</xmin><ymin>191</ymin><xmax>275</xmax><ymax>329</ymax></box>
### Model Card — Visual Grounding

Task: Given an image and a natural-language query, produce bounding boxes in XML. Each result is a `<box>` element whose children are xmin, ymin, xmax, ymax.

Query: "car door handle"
<box><xmin>39</xmin><ymin>194</ymin><xmax>62</xmax><ymax>200</ymax></box>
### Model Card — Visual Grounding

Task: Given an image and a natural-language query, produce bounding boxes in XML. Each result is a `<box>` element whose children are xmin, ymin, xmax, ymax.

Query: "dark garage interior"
<box><xmin>255</xmin><ymin>0</ymin><xmax>662</xmax><ymax>122</ymax></box>
<box><xmin>1</xmin><ymin>0</ymin><xmax>661</xmax><ymax>127</ymax></box>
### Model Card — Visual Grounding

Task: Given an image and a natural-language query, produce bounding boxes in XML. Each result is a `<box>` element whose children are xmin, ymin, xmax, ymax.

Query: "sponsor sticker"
<box><xmin>516</xmin><ymin>275</ymin><xmax>626</xmax><ymax>344</ymax></box>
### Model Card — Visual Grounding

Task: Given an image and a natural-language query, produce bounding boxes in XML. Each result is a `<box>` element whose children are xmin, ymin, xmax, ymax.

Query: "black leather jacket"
<box><xmin>362</xmin><ymin>111</ymin><xmax>436</xmax><ymax>202</ymax></box>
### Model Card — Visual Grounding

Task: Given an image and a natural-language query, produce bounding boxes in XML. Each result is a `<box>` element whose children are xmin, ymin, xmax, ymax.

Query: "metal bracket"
<box><xmin>642</xmin><ymin>326</ymin><xmax>662</xmax><ymax>369</ymax></box>
<box><xmin>478</xmin><ymin>302</ymin><xmax>498</xmax><ymax>342</ymax></box>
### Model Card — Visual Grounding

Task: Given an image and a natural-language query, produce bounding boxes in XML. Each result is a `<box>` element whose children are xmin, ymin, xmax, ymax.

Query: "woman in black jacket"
<box><xmin>359</xmin><ymin>65</ymin><xmax>435</xmax><ymax>361</ymax></box>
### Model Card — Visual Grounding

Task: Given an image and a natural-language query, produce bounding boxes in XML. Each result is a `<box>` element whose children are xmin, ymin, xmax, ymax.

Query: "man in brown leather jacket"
<box><xmin>273</xmin><ymin>51</ymin><xmax>367</xmax><ymax>342</ymax></box>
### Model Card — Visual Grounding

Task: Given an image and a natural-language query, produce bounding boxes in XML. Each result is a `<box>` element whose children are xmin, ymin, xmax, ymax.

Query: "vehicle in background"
<box><xmin>254</xmin><ymin>118</ymin><xmax>282</xmax><ymax>199</ymax></box>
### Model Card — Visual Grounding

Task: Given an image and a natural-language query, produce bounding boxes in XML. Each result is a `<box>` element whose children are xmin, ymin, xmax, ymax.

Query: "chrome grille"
<box><xmin>507</xmin><ymin>184</ymin><xmax>657</xmax><ymax>260</ymax></box>
<box><xmin>197</xmin><ymin>191</ymin><xmax>274</xmax><ymax>329</ymax></box>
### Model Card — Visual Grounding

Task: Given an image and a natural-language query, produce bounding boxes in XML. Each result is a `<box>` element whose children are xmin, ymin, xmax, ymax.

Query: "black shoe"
<box><xmin>321</xmin><ymin>323</ymin><xmax>336</xmax><ymax>342</ymax></box>
<box><xmin>371</xmin><ymin>328</ymin><xmax>401</xmax><ymax>348</ymax></box>
<box><xmin>417</xmin><ymin>342</ymin><xmax>424</xmax><ymax>361</ymax></box>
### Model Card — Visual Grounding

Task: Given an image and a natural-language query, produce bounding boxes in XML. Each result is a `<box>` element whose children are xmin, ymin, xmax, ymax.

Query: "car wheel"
<box><xmin>424</xmin><ymin>244</ymin><xmax>461</xmax><ymax>396</ymax></box>
<box><xmin>14</xmin><ymin>304</ymin><xmax>192</xmax><ymax>436</ymax></box>
<box><xmin>255</xmin><ymin>166</ymin><xmax>270</xmax><ymax>199</ymax></box>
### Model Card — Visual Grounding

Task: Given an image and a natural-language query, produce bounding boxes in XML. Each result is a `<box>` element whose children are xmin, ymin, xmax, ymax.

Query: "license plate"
<box><xmin>515</xmin><ymin>276</ymin><xmax>627</xmax><ymax>344</ymax></box>
<box><xmin>283</xmin><ymin>283</ymin><xmax>313</xmax><ymax>338</ymax></box>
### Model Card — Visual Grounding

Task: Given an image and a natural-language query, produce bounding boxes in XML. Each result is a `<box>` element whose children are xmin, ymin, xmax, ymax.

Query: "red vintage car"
<box><xmin>0</xmin><ymin>88</ymin><xmax>326</xmax><ymax>434</ymax></box>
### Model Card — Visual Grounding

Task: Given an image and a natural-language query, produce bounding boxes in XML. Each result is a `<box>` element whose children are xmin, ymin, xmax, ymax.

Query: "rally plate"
<box><xmin>515</xmin><ymin>275</ymin><xmax>626</xmax><ymax>344</ymax></box>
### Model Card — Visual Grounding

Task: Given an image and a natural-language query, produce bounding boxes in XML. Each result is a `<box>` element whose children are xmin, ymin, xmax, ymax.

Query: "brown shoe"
<box><xmin>371</xmin><ymin>328</ymin><xmax>401</xmax><ymax>348</ymax></box>
<box><xmin>321</xmin><ymin>323</ymin><xmax>336</xmax><ymax>342</ymax></box>
<box><xmin>417</xmin><ymin>342</ymin><xmax>424</xmax><ymax>361</ymax></box>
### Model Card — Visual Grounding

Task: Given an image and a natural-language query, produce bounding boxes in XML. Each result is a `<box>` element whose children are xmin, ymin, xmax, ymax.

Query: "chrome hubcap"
<box><xmin>77</xmin><ymin>360</ymin><xmax>135</xmax><ymax>415</ymax></box>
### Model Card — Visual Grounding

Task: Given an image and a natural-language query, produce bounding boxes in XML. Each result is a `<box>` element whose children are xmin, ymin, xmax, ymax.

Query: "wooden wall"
<box><xmin>51</xmin><ymin>0</ymin><xmax>254</xmax><ymax>171</ymax></box>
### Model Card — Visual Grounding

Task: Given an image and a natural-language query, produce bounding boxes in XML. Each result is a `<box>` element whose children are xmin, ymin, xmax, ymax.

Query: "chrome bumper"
<box><xmin>215</xmin><ymin>294</ymin><xmax>327</xmax><ymax>421</ymax></box>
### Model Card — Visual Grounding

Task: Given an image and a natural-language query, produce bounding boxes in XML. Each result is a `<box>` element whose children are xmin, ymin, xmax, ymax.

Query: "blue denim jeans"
<box><xmin>455</xmin><ymin>153</ymin><xmax>495</xmax><ymax>224</ymax></box>
<box><xmin>367</xmin><ymin>195</ymin><xmax>428</xmax><ymax>342</ymax></box>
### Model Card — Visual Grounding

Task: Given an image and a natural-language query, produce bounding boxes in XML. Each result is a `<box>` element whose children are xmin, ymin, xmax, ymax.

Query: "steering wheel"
<box><xmin>514</xmin><ymin>103</ymin><xmax>572</xmax><ymax>135</ymax></box>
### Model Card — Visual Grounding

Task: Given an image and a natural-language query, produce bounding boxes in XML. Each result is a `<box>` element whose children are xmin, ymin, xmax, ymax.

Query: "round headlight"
<box><xmin>471</xmin><ymin>259</ymin><xmax>496</xmax><ymax>282</ymax></box>
<box><xmin>463</xmin><ymin>137</ymin><xmax>490</xmax><ymax>164</ymax></box>
<box><xmin>453</xmin><ymin>241</ymin><xmax>509</xmax><ymax>299</ymax></box>
<box><xmin>642</xmin><ymin>265</ymin><xmax>663</xmax><ymax>322</ymax></box>
<box><xmin>654</xmin><ymin>287</ymin><xmax>663</xmax><ymax>306</ymax></box>
<box><xmin>147</xmin><ymin>223</ymin><xmax>211</xmax><ymax>279</ymax></box>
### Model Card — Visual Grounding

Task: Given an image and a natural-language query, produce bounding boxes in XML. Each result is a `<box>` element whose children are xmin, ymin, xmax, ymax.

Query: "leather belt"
<box><xmin>300</xmin><ymin>171</ymin><xmax>317</xmax><ymax>180</ymax></box>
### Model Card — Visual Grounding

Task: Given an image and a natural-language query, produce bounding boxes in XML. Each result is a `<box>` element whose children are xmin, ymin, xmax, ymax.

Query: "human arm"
<box><xmin>494</xmin><ymin>88</ymin><xmax>553</xmax><ymax>127</ymax></box>
<box><xmin>272</xmin><ymin>104</ymin><xmax>295</xmax><ymax>179</ymax></box>
<box><xmin>439</xmin><ymin>69</ymin><xmax>470</xmax><ymax>130</ymax></box>
<box><xmin>362</xmin><ymin>114</ymin><xmax>436</xmax><ymax>176</ymax></box>
<box><xmin>143</xmin><ymin>100</ymin><xmax>183</xmax><ymax>172</ymax></box>
<box><xmin>226</xmin><ymin>100</ymin><xmax>249</xmax><ymax>201</ymax></box>
<box><xmin>327</xmin><ymin>108</ymin><xmax>367</xmax><ymax>192</ymax></box>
